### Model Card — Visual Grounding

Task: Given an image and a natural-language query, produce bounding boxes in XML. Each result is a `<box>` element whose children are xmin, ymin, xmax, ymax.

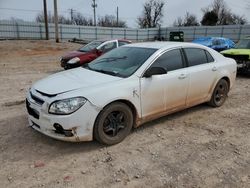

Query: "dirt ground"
<box><xmin>0</xmin><ymin>40</ymin><xmax>250</xmax><ymax>188</ymax></box>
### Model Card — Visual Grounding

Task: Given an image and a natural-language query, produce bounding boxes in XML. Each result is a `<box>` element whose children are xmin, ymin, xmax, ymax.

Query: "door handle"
<box><xmin>178</xmin><ymin>74</ymin><xmax>187</xmax><ymax>79</ymax></box>
<box><xmin>212</xmin><ymin>67</ymin><xmax>217</xmax><ymax>71</ymax></box>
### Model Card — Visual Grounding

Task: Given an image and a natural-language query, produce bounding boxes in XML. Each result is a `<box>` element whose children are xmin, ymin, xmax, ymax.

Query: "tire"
<box><xmin>94</xmin><ymin>102</ymin><xmax>133</xmax><ymax>145</ymax></box>
<box><xmin>208</xmin><ymin>79</ymin><xmax>229</xmax><ymax>107</ymax></box>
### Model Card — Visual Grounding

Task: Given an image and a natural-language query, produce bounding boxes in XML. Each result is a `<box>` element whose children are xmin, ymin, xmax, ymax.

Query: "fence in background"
<box><xmin>0</xmin><ymin>20</ymin><xmax>250</xmax><ymax>42</ymax></box>
<box><xmin>160</xmin><ymin>25</ymin><xmax>250</xmax><ymax>42</ymax></box>
<box><xmin>0</xmin><ymin>20</ymin><xmax>159</xmax><ymax>41</ymax></box>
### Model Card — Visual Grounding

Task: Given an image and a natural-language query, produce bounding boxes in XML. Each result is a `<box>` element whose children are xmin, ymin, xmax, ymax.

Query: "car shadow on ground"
<box><xmin>132</xmin><ymin>103</ymin><xmax>212</xmax><ymax>133</ymax></box>
<box><xmin>0</xmin><ymin>103</ymin><xmax>213</xmax><ymax>163</ymax></box>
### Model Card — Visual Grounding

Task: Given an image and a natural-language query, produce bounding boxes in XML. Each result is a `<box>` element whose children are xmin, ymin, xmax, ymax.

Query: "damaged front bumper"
<box><xmin>26</xmin><ymin>91</ymin><xmax>100</xmax><ymax>142</ymax></box>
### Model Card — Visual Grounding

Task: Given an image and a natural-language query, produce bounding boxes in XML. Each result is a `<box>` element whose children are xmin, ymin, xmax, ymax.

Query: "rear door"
<box><xmin>183</xmin><ymin>48</ymin><xmax>218</xmax><ymax>106</ymax></box>
<box><xmin>140</xmin><ymin>48</ymin><xmax>189</xmax><ymax>120</ymax></box>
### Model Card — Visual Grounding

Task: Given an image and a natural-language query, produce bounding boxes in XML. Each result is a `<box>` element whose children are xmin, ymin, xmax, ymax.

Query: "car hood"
<box><xmin>33</xmin><ymin>68</ymin><xmax>122</xmax><ymax>95</ymax></box>
<box><xmin>221</xmin><ymin>49</ymin><xmax>250</xmax><ymax>56</ymax></box>
<box><xmin>62</xmin><ymin>51</ymin><xmax>88</xmax><ymax>59</ymax></box>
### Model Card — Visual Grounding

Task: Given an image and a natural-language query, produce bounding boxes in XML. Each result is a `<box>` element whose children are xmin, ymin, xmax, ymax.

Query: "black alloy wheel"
<box><xmin>209</xmin><ymin>79</ymin><xmax>229</xmax><ymax>107</ymax></box>
<box><xmin>94</xmin><ymin>102</ymin><xmax>133</xmax><ymax>145</ymax></box>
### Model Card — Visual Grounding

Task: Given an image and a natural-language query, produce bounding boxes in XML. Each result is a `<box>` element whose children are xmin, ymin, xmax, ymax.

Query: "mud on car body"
<box><xmin>27</xmin><ymin>42</ymin><xmax>237</xmax><ymax>145</ymax></box>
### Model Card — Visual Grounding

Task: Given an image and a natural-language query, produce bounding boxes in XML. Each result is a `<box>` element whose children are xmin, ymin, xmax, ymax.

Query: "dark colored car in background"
<box><xmin>169</xmin><ymin>31</ymin><xmax>184</xmax><ymax>42</ymax></box>
<box><xmin>60</xmin><ymin>39</ymin><xmax>131</xmax><ymax>69</ymax></box>
<box><xmin>192</xmin><ymin>37</ymin><xmax>235</xmax><ymax>52</ymax></box>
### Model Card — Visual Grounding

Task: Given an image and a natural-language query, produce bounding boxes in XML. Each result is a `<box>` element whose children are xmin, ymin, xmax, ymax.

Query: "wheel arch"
<box><xmin>92</xmin><ymin>99</ymin><xmax>140</xmax><ymax>143</ymax></box>
<box><xmin>208</xmin><ymin>75</ymin><xmax>231</xmax><ymax>102</ymax></box>
<box><xmin>109</xmin><ymin>99</ymin><xmax>139</xmax><ymax>127</ymax></box>
<box><xmin>221</xmin><ymin>76</ymin><xmax>230</xmax><ymax>88</ymax></box>
<box><xmin>94</xmin><ymin>99</ymin><xmax>140</xmax><ymax>129</ymax></box>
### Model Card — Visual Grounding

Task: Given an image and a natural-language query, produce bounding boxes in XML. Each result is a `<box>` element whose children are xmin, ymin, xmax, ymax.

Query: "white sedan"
<box><xmin>26</xmin><ymin>42</ymin><xmax>237</xmax><ymax>145</ymax></box>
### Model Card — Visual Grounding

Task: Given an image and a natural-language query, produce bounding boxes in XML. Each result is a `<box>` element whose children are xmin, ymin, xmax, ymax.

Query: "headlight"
<box><xmin>68</xmin><ymin>57</ymin><xmax>80</xmax><ymax>64</ymax></box>
<box><xmin>49</xmin><ymin>97</ymin><xmax>87</xmax><ymax>115</ymax></box>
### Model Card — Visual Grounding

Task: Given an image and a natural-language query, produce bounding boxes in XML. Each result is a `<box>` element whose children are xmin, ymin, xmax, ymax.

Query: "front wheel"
<box><xmin>208</xmin><ymin>79</ymin><xmax>229</xmax><ymax>107</ymax></box>
<box><xmin>94</xmin><ymin>102</ymin><xmax>133</xmax><ymax>145</ymax></box>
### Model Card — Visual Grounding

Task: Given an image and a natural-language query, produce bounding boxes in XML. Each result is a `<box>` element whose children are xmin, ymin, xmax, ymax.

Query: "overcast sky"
<box><xmin>0</xmin><ymin>0</ymin><xmax>250</xmax><ymax>27</ymax></box>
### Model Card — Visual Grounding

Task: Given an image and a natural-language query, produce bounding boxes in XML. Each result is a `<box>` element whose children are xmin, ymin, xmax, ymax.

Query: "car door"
<box><xmin>183</xmin><ymin>48</ymin><xmax>218</xmax><ymax>106</ymax></box>
<box><xmin>140</xmin><ymin>49</ymin><xmax>189</xmax><ymax>121</ymax></box>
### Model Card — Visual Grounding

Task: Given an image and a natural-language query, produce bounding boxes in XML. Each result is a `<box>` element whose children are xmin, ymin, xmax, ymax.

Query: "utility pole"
<box><xmin>54</xmin><ymin>0</ymin><xmax>59</xmax><ymax>42</ymax></box>
<box><xmin>43</xmin><ymin>0</ymin><xmax>49</xmax><ymax>40</ymax></box>
<box><xmin>92</xmin><ymin>0</ymin><xmax>97</xmax><ymax>26</ymax></box>
<box><xmin>69</xmin><ymin>8</ymin><xmax>75</xmax><ymax>24</ymax></box>
<box><xmin>116</xmin><ymin>6</ymin><xmax>119</xmax><ymax>27</ymax></box>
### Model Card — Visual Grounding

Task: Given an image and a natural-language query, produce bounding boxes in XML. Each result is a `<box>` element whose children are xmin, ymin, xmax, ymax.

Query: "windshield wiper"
<box><xmin>106</xmin><ymin>56</ymin><xmax>127</xmax><ymax>61</ymax></box>
<box><xmin>94</xmin><ymin>56</ymin><xmax>127</xmax><ymax>64</ymax></box>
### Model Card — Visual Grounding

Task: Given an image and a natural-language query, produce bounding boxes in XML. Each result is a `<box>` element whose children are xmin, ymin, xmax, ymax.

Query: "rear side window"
<box><xmin>184</xmin><ymin>48</ymin><xmax>208</xmax><ymax>66</ymax></box>
<box><xmin>151</xmin><ymin>49</ymin><xmax>183</xmax><ymax>72</ymax></box>
<box><xmin>205</xmin><ymin>51</ymin><xmax>215</xmax><ymax>63</ymax></box>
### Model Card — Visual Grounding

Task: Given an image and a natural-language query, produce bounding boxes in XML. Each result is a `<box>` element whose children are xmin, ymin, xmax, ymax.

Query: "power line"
<box><xmin>0</xmin><ymin>7</ymin><xmax>69</xmax><ymax>14</ymax></box>
<box><xmin>0</xmin><ymin>7</ymin><xmax>41</xmax><ymax>12</ymax></box>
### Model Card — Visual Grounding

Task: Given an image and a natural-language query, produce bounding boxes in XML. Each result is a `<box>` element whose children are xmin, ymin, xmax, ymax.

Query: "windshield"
<box><xmin>235</xmin><ymin>39</ymin><xmax>250</xmax><ymax>49</ymax></box>
<box><xmin>78</xmin><ymin>41</ymin><xmax>103</xmax><ymax>52</ymax></box>
<box><xmin>84</xmin><ymin>47</ymin><xmax>157</xmax><ymax>78</ymax></box>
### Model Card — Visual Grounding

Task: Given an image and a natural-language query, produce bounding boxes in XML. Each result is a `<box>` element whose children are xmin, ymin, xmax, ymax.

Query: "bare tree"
<box><xmin>230</xmin><ymin>14</ymin><xmax>247</xmax><ymax>25</ymax></box>
<box><xmin>98</xmin><ymin>15</ymin><xmax>127</xmax><ymax>28</ymax></box>
<box><xmin>137</xmin><ymin>0</ymin><xmax>165</xmax><ymax>28</ymax></box>
<box><xmin>73</xmin><ymin>13</ymin><xmax>93</xmax><ymax>26</ymax></box>
<box><xmin>173</xmin><ymin>12</ymin><xmax>199</xmax><ymax>27</ymax></box>
<box><xmin>36</xmin><ymin>12</ymin><xmax>54</xmax><ymax>23</ymax></box>
<box><xmin>173</xmin><ymin>17</ymin><xmax>183</xmax><ymax>27</ymax></box>
<box><xmin>10</xmin><ymin>17</ymin><xmax>25</xmax><ymax>22</ymax></box>
<box><xmin>201</xmin><ymin>0</ymin><xmax>247</xmax><ymax>25</ymax></box>
<box><xmin>35</xmin><ymin>12</ymin><xmax>94</xmax><ymax>26</ymax></box>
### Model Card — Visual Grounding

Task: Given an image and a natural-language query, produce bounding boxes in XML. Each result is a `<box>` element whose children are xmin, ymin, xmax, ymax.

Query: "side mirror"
<box><xmin>143</xmin><ymin>67</ymin><xmax>167</xmax><ymax>78</ymax></box>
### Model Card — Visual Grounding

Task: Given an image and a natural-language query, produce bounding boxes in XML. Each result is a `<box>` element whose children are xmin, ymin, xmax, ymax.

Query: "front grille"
<box><xmin>26</xmin><ymin>99</ymin><xmax>40</xmax><ymax>119</ymax></box>
<box><xmin>30</xmin><ymin>92</ymin><xmax>44</xmax><ymax>105</ymax></box>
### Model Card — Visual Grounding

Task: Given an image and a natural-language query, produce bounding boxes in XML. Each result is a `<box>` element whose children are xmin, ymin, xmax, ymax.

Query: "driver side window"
<box><xmin>151</xmin><ymin>49</ymin><xmax>184</xmax><ymax>72</ymax></box>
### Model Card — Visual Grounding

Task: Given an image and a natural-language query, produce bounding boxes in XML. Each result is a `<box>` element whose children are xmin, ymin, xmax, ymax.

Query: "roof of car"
<box><xmin>192</xmin><ymin>37</ymin><xmax>232</xmax><ymax>41</ymax></box>
<box><xmin>125</xmin><ymin>41</ymin><xmax>205</xmax><ymax>49</ymax></box>
<box><xmin>94</xmin><ymin>39</ymin><xmax>131</xmax><ymax>43</ymax></box>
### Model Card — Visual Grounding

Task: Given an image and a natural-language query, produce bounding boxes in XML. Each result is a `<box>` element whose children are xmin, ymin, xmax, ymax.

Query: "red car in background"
<box><xmin>60</xmin><ymin>39</ymin><xmax>131</xmax><ymax>69</ymax></box>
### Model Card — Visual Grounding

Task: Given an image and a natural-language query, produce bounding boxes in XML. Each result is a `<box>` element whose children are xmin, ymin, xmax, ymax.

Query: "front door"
<box><xmin>140</xmin><ymin>49</ymin><xmax>189</xmax><ymax>121</ymax></box>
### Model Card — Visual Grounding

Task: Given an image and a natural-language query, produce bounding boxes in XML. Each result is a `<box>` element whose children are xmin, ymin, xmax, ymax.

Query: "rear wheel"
<box><xmin>208</xmin><ymin>79</ymin><xmax>229</xmax><ymax>107</ymax></box>
<box><xmin>94</xmin><ymin>102</ymin><xmax>133</xmax><ymax>145</ymax></box>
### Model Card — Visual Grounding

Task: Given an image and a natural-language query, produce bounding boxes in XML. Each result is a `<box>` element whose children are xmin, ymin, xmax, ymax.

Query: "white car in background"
<box><xmin>26</xmin><ymin>42</ymin><xmax>237</xmax><ymax>145</ymax></box>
